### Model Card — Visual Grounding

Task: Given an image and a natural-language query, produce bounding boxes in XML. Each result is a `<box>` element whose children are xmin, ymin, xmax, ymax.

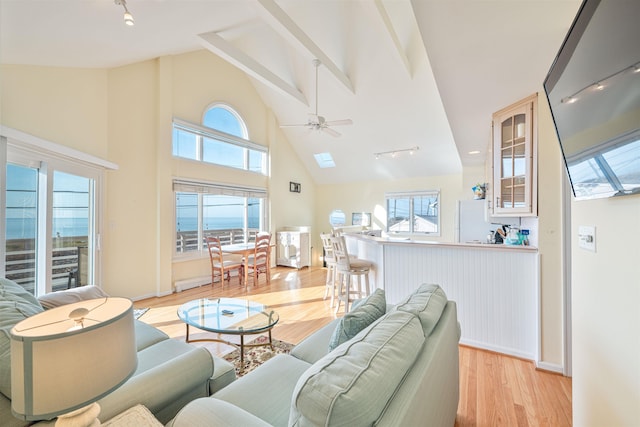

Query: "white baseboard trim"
<box><xmin>459</xmin><ymin>338</ymin><xmax>535</xmax><ymax>361</ymax></box>
<box><xmin>175</xmin><ymin>275</ymin><xmax>212</xmax><ymax>292</ymax></box>
<box><xmin>535</xmin><ymin>361</ymin><xmax>564</xmax><ymax>374</ymax></box>
<box><xmin>130</xmin><ymin>290</ymin><xmax>173</xmax><ymax>301</ymax></box>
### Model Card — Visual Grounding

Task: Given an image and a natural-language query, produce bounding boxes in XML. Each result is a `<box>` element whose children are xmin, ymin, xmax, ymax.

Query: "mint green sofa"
<box><xmin>168</xmin><ymin>284</ymin><xmax>461</xmax><ymax>427</ymax></box>
<box><xmin>0</xmin><ymin>279</ymin><xmax>236</xmax><ymax>426</ymax></box>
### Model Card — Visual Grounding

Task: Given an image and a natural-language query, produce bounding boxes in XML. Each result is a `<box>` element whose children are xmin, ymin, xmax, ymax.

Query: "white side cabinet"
<box><xmin>276</xmin><ymin>228</ymin><xmax>310</xmax><ymax>269</ymax></box>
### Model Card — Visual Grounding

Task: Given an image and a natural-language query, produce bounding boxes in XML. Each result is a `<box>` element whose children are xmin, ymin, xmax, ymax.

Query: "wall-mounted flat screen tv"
<box><xmin>543</xmin><ymin>0</ymin><xmax>640</xmax><ymax>200</ymax></box>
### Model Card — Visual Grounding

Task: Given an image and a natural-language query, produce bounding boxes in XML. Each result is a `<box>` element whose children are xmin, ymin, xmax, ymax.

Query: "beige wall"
<box><xmin>571</xmin><ymin>196</ymin><xmax>640</xmax><ymax>425</ymax></box>
<box><xmin>0</xmin><ymin>65</ymin><xmax>109</xmax><ymax>157</ymax></box>
<box><xmin>536</xmin><ymin>93</ymin><xmax>565</xmax><ymax>368</ymax></box>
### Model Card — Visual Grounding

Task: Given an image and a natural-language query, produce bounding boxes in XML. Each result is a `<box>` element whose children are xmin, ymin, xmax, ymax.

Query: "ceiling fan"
<box><xmin>280</xmin><ymin>59</ymin><xmax>353</xmax><ymax>137</ymax></box>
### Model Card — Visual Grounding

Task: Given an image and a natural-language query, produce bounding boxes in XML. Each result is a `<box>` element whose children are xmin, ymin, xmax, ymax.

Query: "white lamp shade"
<box><xmin>10</xmin><ymin>297</ymin><xmax>137</xmax><ymax>421</ymax></box>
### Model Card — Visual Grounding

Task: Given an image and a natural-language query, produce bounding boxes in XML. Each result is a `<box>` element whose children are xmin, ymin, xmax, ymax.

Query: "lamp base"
<box><xmin>55</xmin><ymin>402</ymin><xmax>101</xmax><ymax>427</ymax></box>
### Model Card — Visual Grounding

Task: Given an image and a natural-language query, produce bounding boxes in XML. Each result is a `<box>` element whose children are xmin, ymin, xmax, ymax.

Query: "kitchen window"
<box><xmin>386</xmin><ymin>190</ymin><xmax>440</xmax><ymax>235</ymax></box>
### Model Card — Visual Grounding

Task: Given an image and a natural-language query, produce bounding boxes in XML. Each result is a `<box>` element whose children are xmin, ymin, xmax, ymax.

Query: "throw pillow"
<box><xmin>38</xmin><ymin>285</ymin><xmax>109</xmax><ymax>310</ymax></box>
<box><xmin>395</xmin><ymin>283</ymin><xmax>448</xmax><ymax>337</ymax></box>
<box><xmin>328</xmin><ymin>288</ymin><xmax>386</xmax><ymax>351</ymax></box>
<box><xmin>0</xmin><ymin>299</ymin><xmax>44</xmax><ymax>399</ymax></box>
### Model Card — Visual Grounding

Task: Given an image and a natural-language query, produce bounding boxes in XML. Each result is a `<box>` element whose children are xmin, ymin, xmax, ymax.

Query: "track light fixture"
<box><xmin>374</xmin><ymin>146</ymin><xmax>419</xmax><ymax>160</ymax></box>
<box><xmin>115</xmin><ymin>0</ymin><xmax>135</xmax><ymax>26</ymax></box>
<box><xmin>560</xmin><ymin>61</ymin><xmax>639</xmax><ymax>104</ymax></box>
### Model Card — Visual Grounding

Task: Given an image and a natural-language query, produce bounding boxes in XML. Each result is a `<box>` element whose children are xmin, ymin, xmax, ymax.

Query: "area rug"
<box><xmin>133</xmin><ymin>307</ymin><xmax>149</xmax><ymax>319</ymax></box>
<box><xmin>223</xmin><ymin>336</ymin><xmax>295</xmax><ymax>377</ymax></box>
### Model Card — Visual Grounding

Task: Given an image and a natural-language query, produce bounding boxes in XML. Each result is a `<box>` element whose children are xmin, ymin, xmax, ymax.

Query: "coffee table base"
<box><xmin>184</xmin><ymin>324</ymin><xmax>275</xmax><ymax>367</ymax></box>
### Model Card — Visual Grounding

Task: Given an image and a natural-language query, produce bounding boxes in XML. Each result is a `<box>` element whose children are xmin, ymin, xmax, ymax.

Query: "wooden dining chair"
<box><xmin>205</xmin><ymin>236</ymin><xmax>243</xmax><ymax>288</ymax></box>
<box><xmin>242</xmin><ymin>233</ymin><xmax>271</xmax><ymax>286</ymax></box>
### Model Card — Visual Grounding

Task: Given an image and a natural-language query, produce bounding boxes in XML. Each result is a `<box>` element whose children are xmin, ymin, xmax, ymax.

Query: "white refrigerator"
<box><xmin>456</xmin><ymin>199</ymin><xmax>519</xmax><ymax>243</ymax></box>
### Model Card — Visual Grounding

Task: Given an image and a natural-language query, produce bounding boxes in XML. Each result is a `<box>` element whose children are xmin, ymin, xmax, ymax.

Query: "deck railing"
<box><xmin>5</xmin><ymin>228</ymin><xmax>261</xmax><ymax>294</ymax></box>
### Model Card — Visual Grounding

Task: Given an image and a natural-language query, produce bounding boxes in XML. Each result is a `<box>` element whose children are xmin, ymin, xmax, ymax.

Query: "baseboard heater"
<box><xmin>174</xmin><ymin>276</ymin><xmax>211</xmax><ymax>292</ymax></box>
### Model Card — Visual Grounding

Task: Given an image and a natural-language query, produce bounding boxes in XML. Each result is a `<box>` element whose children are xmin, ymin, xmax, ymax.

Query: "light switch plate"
<box><xmin>578</xmin><ymin>225</ymin><xmax>596</xmax><ymax>252</ymax></box>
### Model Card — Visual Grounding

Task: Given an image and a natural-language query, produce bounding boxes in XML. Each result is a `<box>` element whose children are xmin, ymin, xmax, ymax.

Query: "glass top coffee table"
<box><xmin>177</xmin><ymin>298</ymin><xmax>279</xmax><ymax>365</ymax></box>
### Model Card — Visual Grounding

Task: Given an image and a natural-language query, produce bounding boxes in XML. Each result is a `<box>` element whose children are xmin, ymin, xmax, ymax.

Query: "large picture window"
<box><xmin>386</xmin><ymin>190</ymin><xmax>440</xmax><ymax>235</ymax></box>
<box><xmin>174</xmin><ymin>179</ymin><xmax>267</xmax><ymax>256</ymax></box>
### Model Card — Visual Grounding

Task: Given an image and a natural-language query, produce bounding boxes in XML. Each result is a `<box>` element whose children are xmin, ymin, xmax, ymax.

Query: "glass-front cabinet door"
<box><xmin>492</xmin><ymin>93</ymin><xmax>538</xmax><ymax>216</ymax></box>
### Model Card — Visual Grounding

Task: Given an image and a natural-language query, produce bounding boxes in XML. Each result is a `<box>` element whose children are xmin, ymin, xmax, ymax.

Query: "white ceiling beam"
<box><xmin>198</xmin><ymin>31</ymin><xmax>308</xmax><ymax>107</ymax></box>
<box><xmin>374</xmin><ymin>0</ymin><xmax>412</xmax><ymax>77</ymax></box>
<box><xmin>256</xmin><ymin>0</ymin><xmax>355</xmax><ymax>94</ymax></box>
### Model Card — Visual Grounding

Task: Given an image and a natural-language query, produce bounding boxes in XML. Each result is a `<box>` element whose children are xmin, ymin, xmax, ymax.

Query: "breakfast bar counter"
<box><xmin>343</xmin><ymin>233</ymin><xmax>539</xmax><ymax>362</ymax></box>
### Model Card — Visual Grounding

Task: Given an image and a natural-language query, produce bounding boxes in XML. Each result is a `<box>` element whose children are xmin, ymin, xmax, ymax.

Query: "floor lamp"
<box><xmin>10</xmin><ymin>297</ymin><xmax>137</xmax><ymax>426</ymax></box>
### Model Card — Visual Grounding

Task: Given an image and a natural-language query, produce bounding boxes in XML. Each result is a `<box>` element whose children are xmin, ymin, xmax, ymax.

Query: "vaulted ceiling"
<box><xmin>0</xmin><ymin>0</ymin><xmax>581</xmax><ymax>185</ymax></box>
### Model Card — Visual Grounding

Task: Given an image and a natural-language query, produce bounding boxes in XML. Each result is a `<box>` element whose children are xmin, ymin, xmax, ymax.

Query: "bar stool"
<box><xmin>332</xmin><ymin>235</ymin><xmax>372</xmax><ymax>313</ymax></box>
<box><xmin>320</xmin><ymin>233</ymin><xmax>337</xmax><ymax>307</ymax></box>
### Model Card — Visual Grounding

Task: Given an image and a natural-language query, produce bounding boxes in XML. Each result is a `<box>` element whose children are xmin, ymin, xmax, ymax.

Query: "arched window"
<box><xmin>203</xmin><ymin>104</ymin><xmax>248</xmax><ymax>139</ymax></box>
<box><xmin>172</xmin><ymin>104</ymin><xmax>266</xmax><ymax>174</ymax></box>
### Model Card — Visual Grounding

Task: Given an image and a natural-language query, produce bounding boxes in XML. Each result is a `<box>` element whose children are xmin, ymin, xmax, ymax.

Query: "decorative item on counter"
<box><xmin>504</xmin><ymin>227</ymin><xmax>522</xmax><ymax>245</ymax></box>
<box><xmin>472</xmin><ymin>183</ymin><xmax>486</xmax><ymax>200</ymax></box>
<box><xmin>520</xmin><ymin>229</ymin><xmax>530</xmax><ymax>246</ymax></box>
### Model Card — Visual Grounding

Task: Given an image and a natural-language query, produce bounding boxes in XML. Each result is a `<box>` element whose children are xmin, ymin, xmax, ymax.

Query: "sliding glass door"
<box><xmin>5</xmin><ymin>164</ymin><xmax>39</xmax><ymax>294</ymax></box>
<box><xmin>3</xmin><ymin>149</ymin><xmax>101</xmax><ymax>296</ymax></box>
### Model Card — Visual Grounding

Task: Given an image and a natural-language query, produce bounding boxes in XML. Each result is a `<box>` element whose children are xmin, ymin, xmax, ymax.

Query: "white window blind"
<box><xmin>172</xmin><ymin>179</ymin><xmax>267</xmax><ymax>199</ymax></box>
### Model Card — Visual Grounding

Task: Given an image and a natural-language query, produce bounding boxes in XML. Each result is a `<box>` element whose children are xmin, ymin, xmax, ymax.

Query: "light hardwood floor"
<box><xmin>134</xmin><ymin>266</ymin><xmax>572</xmax><ymax>426</ymax></box>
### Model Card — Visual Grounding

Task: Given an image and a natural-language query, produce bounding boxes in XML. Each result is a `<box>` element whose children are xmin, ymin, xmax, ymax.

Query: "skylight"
<box><xmin>314</xmin><ymin>152</ymin><xmax>335</xmax><ymax>168</ymax></box>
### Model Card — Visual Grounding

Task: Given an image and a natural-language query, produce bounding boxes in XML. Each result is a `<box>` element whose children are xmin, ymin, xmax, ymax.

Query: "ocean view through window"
<box><xmin>174</xmin><ymin>184</ymin><xmax>266</xmax><ymax>255</ymax></box>
<box><xmin>3</xmin><ymin>127</ymin><xmax>114</xmax><ymax>296</ymax></box>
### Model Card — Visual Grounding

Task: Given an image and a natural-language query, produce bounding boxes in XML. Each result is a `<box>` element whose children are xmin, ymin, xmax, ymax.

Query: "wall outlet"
<box><xmin>578</xmin><ymin>225</ymin><xmax>596</xmax><ymax>252</ymax></box>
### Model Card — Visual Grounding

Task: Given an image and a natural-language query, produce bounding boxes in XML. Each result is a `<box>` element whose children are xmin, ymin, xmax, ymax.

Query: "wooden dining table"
<box><xmin>221</xmin><ymin>243</ymin><xmax>256</xmax><ymax>286</ymax></box>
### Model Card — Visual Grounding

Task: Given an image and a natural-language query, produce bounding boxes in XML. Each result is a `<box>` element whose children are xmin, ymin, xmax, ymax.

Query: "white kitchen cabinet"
<box><xmin>276</xmin><ymin>228</ymin><xmax>310</xmax><ymax>269</ymax></box>
<box><xmin>492</xmin><ymin>93</ymin><xmax>538</xmax><ymax>216</ymax></box>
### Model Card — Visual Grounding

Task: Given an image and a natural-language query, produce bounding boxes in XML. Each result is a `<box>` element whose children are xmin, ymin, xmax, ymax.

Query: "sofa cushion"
<box><xmin>213</xmin><ymin>354</ymin><xmax>311</xmax><ymax>427</ymax></box>
<box><xmin>0</xmin><ymin>279</ymin><xmax>45</xmax><ymax>399</ymax></box>
<box><xmin>135</xmin><ymin>319</ymin><xmax>170</xmax><ymax>351</ymax></box>
<box><xmin>37</xmin><ymin>285</ymin><xmax>109</xmax><ymax>310</ymax></box>
<box><xmin>328</xmin><ymin>288</ymin><xmax>386</xmax><ymax>351</ymax></box>
<box><xmin>289</xmin><ymin>310</ymin><xmax>425</xmax><ymax>427</ymax></box>
<box><xmin>290</xmin><ymin>319</ymin><xmax>340</xmax><ymax>364</ymax></box>
<box><xmin>394</xmin><ymin>283</ymin><xmax>448</xmax><ymax>337</ymax></box>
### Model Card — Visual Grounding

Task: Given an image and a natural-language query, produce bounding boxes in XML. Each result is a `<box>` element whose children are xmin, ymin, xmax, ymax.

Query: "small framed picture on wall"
<box><xmin>289</xmin><ymin>182</ymin><xmax>301</xmax><ymax>193</ymax></box>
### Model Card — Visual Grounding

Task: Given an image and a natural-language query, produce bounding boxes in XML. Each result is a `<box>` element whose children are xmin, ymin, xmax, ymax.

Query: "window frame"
<box><xmin>172</xmin><ymin>178</ymin><xmax>268</xmax><ymax>260</ymax></box>
<box><xmin>385</xmin><ymin>190</ymin><xmax>441</xmax><ymax>236</ymax></box>
<box><xmin>1</xmin><ymin>127</ymin><xmax>115</xmax><ymax>295</ymax></box>
<box><xmin>172</xmin><ymin>117</ymin><xmax>268</xmax><ymax>175</ymax></box>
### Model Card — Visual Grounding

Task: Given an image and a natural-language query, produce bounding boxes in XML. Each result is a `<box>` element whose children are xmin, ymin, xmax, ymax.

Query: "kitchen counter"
<box><xmin>345</xmin><ymin>232</ymin><xmax>538</xmax><ymax>252</ymax></box>
<box><xmin>343</xmin><ymin>232</ymin><xmax>540</xmax><ymax>362</ymax></box>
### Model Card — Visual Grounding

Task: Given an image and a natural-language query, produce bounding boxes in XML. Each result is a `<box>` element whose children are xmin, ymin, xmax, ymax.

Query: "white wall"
<box><xmin>571</xmin><ymin>195</ymin><xmax>640</xmax><ymax>426</ymax></box>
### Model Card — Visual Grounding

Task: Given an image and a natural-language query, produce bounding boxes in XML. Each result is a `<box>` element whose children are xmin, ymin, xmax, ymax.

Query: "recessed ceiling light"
<box><xmin>468</xmin><ymin>150</ymin><xmax>481</xmax><ymax>155</ymax></box>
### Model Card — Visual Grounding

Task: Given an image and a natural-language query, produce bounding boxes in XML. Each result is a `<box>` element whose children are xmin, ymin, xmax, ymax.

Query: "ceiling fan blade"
<box><xmin>321</xmin><ymin>127</ymin><xmax>341</xmax><ymax>137</ymax></box>
<box><xmin>280</xmin><ymin>123</ymin><xmax>309</xmax><ymax>128</ymax></box>
<box><xmin>324</xmin><ymin>119</ymin><xmax>353</xmax><ymax>127</ymax></box>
